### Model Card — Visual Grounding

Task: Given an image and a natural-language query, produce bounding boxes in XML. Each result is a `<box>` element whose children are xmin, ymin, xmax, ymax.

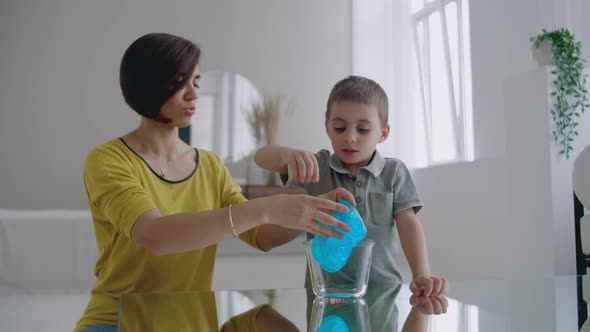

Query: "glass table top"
<box><xmin>118</xmin><ymin>276</ymin><xmax>588</xmax><ymax>331</ymax></box>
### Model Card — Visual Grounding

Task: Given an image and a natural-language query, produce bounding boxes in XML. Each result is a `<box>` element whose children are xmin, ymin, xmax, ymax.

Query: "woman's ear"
<box><xmin>379</xmin><ymin>124</ymin><xmax>390</xmax><ymax>143</ymax></box>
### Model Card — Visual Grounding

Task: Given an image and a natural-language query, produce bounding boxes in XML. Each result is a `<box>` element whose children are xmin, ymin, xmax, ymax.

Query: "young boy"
<box><xmin>255</xmin><ymin>75</ymin><xmax>447</xmax><ymax>298</ymax></box>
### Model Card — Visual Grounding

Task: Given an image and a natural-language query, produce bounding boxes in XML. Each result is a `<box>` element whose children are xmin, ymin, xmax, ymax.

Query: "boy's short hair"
<box><xmin>119</xmin><ymin>33</ymin><xmax>201</xmax><ymax>122</ymax></box>
<box><xmin>325</xmin><ymin>75</ymin><xmax>389</xmax><ymax>126</ymax></box>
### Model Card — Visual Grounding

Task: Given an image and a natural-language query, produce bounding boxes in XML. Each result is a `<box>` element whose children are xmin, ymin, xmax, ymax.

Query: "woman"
<box><xmin>76</xmin><ymin>32</ymin><xmax>352</xmax><ymax>332</ymax></box>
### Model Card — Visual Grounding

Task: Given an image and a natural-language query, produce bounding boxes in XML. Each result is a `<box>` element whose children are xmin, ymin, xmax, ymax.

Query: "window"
<box><xmin>352</xmin><ymin>0</ymin><xmax>473</xmax><ymax>167</ymax></box>
<box><xmin>411</xmin><ymin>0</ymin><xmax>473</xmax><ymax>166</ymax></box>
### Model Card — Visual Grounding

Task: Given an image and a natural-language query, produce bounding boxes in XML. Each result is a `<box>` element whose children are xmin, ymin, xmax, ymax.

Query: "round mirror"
<box><xmin>190</xmin><ymin>71</ymin><xmax>261</xmax><ymax>162</ymax></box>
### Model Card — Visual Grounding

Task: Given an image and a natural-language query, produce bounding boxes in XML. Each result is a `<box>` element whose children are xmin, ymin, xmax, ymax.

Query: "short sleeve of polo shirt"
<box><xmin>391</xmin><ymin>160</ymin><xmax>423</xmax><ymax>215</ymax></box>
<box><xmin>83</xmin><ymin>147</ymin><xmax>157</xmax><ymax>239</ymax></box>
<box><xmin>314</xmin><ymin>149</ymin><xmax>330</xmax><ymax>171</ymax></box>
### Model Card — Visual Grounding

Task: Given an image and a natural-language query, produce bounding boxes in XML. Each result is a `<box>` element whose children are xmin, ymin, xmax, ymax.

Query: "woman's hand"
<box><xmin>259</xmin><ymin>194</ymin><xmax>351</xmax><ymax>239</ymax></box>
<box><xmin>284</xmin><ymin>149</ymin><xmax>319</xmax><ymax>183</ymax></box>
<box><xmin>317</xmin><ymin>187</ymin><xmax>357</xmax><ymax>208</ymax></box>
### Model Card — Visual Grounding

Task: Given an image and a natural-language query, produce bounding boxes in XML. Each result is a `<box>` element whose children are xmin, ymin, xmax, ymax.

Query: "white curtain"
<box><xmin>352</xmin><ymin>0</ymin><xmax>416</xmax><ymax>166</ymax></box>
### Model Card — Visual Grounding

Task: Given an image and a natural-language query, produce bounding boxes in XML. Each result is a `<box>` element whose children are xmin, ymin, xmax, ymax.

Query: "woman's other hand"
<box><xmin>257</xmin><ymin>194</ymin><xmax>351</xmax><ymax>239</ymax></box>
<box><xmin>317</xmin><ymin>187</ymin><xmax>356</xmax><ymax>208</ymax></box>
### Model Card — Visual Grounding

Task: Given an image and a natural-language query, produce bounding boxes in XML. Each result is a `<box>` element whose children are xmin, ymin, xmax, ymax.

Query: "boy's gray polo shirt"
<box><xmin>283</xmin><ymin>149</ymin><xmax>422</xmax><ymax>284</ymax></box>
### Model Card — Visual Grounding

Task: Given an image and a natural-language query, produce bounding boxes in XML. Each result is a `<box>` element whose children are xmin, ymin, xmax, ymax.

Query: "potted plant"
<box><xmin>530</xmin><ymin>28</ymin><xmax>589</xmax><ymax>158</ymax></box>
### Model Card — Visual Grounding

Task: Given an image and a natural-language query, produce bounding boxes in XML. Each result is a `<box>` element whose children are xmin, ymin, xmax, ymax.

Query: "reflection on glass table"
<box><xmin>118</xmin><ymin>276</ymin><xmax>586</xmax><ymax>331</ymax></box>
<box><xmin>119</xmin><ymin>281</ymin><xmax>445</xmax><ymax>332</ymax></box>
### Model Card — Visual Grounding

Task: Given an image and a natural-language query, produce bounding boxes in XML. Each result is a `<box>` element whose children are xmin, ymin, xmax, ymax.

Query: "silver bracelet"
<box><xmin>228</xmin><ymin>204</ymin><xmax>239</xmax><ymax>239</ymax></box>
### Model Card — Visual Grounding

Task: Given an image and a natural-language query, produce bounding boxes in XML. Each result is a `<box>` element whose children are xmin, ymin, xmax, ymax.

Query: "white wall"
<box><xmin>413</xmin><ymin>0</ymin><xmax>590</xmax><ymax>279</ymax></box>
<box><xmin>469</xmin><ymin>0</ymin><xmax>590</xmax><ymax>160</ymax></box>
<box><xmin>416</xmin><ymin>68</ymin><xmax>590</xmax><ymax>280</ymax></box>
<box><xmin>0</xmin><ymin>0</ymin><xmax>350</xmax><ymax>209</ymax></box>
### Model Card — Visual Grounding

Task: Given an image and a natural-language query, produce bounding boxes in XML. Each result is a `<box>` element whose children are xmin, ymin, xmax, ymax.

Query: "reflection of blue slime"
<box><xmin>312</xmin><ymin>200</ymin><xmax>367</xmax><ymax>272</ymax></box>
<box><xmin>315</xmin><ymin>315</ymin><xmax>349</xmax><ymax>332</ymax></box>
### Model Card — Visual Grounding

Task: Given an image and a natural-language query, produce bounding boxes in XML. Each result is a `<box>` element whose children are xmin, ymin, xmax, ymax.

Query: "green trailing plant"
<box><xmin>531</xmin><ymin>28</ymin><xmax>589</xmax><ymax>158</ymax></box>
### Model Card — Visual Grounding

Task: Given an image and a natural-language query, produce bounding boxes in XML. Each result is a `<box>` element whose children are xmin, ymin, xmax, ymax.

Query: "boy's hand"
<box><xmin>285</xmin><ymin>149</ymin><xmax>319</xmax><ymax>183</ymax></box>
<box><xmin>410</xmin><ymin>275</ymin><xmax>448</xmax><ymax>297</ymax></box>
<box><xmin>410</xmin><ymin>294</ymin><xmax>448</xmax><ymax>315</ymax></box>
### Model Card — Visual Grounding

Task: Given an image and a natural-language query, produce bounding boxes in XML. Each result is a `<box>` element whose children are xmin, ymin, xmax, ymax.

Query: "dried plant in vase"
<box><xmin>248</xmin><ymin>96</ymin><xmax>286</xmax><ymax>146</ymax></box>
<box><xmin>246</xmin><ymin>95</ymin><xmax>293</xmax><ymax>185</ymax></box>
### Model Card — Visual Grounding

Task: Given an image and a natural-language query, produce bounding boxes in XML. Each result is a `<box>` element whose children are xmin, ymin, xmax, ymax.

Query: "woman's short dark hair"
<box><xmin>120</xmin><ymin>33</ymin><xmax>201</xmax><ymax>121</ymax></box>
<box><xmin>325</xmin><ymin>75</ymin><xmax>389</xmax><ymax>126</ymax></box>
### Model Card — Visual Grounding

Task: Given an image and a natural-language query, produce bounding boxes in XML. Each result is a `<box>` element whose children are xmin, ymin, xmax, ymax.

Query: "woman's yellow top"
<box><xmin>75</xmin><ymin>139</ymin><xmax>261</xmax><ymax>331</ymax></box>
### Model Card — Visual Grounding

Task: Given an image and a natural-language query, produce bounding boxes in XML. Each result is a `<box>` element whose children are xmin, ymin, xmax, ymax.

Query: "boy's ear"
<box><xmin>379</xmin><ymin>124</ymin><xmax>390</xmax><ymax>143</ymax></box>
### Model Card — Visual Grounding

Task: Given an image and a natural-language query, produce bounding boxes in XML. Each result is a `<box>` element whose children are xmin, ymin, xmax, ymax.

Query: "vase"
<box><xmin>530</xmin><ymin>39</ymin><xmax>554</xmax><ymax>67</ymax></box>
<box><xmin>244</xmin><ymin>152</ymin><xmax>266</xmax><ymax>185</ymax></box>
<box><xmin>265</xmin><ymin>171</ymin><xmax>280</xmax><ymax>186</ymax></box>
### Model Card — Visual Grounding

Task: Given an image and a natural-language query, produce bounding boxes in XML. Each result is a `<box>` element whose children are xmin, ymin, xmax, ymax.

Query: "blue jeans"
<box><xmin>80</xmin><ymin>325</ymin><xmax>117</xmax><ymax>332</ymax></box>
